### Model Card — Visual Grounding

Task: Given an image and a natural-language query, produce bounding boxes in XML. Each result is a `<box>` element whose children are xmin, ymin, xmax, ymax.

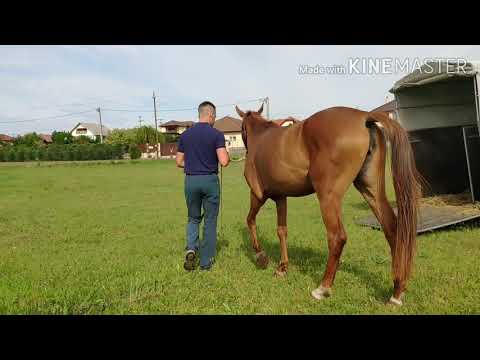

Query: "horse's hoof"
<box><xmin>255</xmin><ymin>251</ymin><xmax>269</xmax><ymax>269</ymax></box>
<box><xmin>311</xmin><ymin>286</ymin><xmax>332</xmax><ymax>301</ymax></box>
<box><xmin>386</xmin><ymin>296</ymin><xmax>403</xmax><ymax>306</ymax></box>
<box><xmin>274</xmin><ymin>269</ymin><xmax>287</xmax><ymax>277</ymax></box>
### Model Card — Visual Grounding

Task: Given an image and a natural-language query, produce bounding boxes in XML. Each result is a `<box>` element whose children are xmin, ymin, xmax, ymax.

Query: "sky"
<box><xmin>1</xmin><ymin>45</ymin><xmax>480</xmax><ymax>136</ymax></box>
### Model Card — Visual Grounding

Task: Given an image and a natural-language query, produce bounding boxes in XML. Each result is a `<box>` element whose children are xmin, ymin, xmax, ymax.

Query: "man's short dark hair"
<box><xmin>198</xmin><ymin>101</ymin><xmax>216</xmax><ymax>117</ymax></box>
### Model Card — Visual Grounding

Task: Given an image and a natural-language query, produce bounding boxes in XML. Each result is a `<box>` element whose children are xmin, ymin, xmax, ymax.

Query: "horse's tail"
<box><xmin>367</xmin><ymin>112</ymin><xmax>423</xmax><ymax>284</ymax></box>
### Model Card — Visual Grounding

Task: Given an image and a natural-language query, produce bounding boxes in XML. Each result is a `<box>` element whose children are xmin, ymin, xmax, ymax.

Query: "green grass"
<box><xmin>0</xmin><ymin>160</ymin><xmax>479</xmax><ymax>314</ymax></box>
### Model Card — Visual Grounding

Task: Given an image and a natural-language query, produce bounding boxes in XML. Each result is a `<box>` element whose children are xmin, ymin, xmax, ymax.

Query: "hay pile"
<box><xmin>419</xmin><ymin>192</ymin><xmax>480</xmax><ymax>215</ymax></box>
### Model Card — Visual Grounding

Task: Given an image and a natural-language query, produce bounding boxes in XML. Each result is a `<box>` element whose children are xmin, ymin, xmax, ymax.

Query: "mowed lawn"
<box><xmin>0</xmin><ymin>160</ymin><xmax>479</xmax><ymax>314</ymax></box>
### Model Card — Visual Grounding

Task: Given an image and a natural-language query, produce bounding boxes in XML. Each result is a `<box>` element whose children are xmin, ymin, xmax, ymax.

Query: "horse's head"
<box><xmin>235</xmin><ymin>103</ymin><xmax>266</xmax><ymax>152</ymax></box>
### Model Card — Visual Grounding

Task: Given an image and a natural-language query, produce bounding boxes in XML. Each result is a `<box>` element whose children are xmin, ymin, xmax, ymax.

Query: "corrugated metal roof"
<box><xmin>390</xmin><ymin>60</ymin><xmax>480</xmax><ymax>93</ymax></box>
<box><xmin>371</xmin><ymin>100</ymin><xmax>396</xmax><ymax>113</ymax></box>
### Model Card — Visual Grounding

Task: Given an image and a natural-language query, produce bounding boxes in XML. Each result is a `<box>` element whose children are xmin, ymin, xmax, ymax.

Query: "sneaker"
<box><xmin>184</xmin><ymin>250</ymin><xmax>197</xmax><ymax>271</ymax></box>
<box><xmin>200</xmin><ymin>257</ymin><xmax>215</xmax><ymax>271</ymax></box>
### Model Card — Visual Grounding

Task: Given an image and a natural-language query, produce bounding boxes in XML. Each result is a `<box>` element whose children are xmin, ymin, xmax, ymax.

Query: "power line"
<box><xmin>0</xmin><ymin>97</ymin><xmax>265</xmax><ymax>126</ymax></box>
<box><xmin>101</xmin><ymin>98</ymin><xmax>265</xmax><ymax>113</ymax></box>
<box><xmin>0</xmin><ymin>109</ymin><xmax>95</xmax><ymax>124</ymax></box>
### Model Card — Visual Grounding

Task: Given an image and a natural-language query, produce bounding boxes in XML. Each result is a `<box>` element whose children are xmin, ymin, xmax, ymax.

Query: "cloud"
<box><xmin>1</xmin><ymin>45</ymin><xmax>479</xmax><ymax>135</ymax></box>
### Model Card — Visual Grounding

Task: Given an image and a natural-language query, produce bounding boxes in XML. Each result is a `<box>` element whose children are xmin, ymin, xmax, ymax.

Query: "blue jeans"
<box><xmin>184</xmin><ymin>174</ymin><xmax>220</xmax><ymax>267</ymax></box>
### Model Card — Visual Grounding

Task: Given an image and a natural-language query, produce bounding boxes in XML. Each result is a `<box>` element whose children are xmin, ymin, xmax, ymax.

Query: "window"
<box><xmin>76</xmin><ymin>128</ymin><xmax>87</xmax><ymax>135</ymax></box>
<box><xmin>229</xmin><ymin>136</ymin><xmax>236</xmax><ymax>141</ymax></box>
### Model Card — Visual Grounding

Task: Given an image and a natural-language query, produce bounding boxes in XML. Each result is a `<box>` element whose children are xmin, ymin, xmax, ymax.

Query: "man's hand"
<box><xmin>176</xmin><ymin>152</ymin><xmax>185</xmax><ymax>168</ymax></box>
<box><xmin>216</xmin><ymin>147</ymin><xmax>230</xmax><ymax>167</ymax></box>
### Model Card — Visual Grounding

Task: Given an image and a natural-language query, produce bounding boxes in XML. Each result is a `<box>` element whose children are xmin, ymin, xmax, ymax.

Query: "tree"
<box><xmin>134</xmin><ymin>126</ymin><xmax>165</xmax><ymax>145</ymax></box>
<box><xmin>129</xmin><ymin>145</ymin><xmax>141</xmax><ymax>159</ymax></box>
<box><xmin>165</xmin><ymin>133</ymin><xmax>180</xmax><ymax>143</ymax></box>
<box><xmin>106</xmin><ymin>127</ymin><xmax>164</xmax><ymax>146</ymax></box>
<box><xmin>105</xmin><ymin>128</ymin><xmax>137</xmax><ymax>146</ymax></box>
<box><xmin>52</xmin><ymin>131</ymin><xmax>74</xmax><ymax>145</ymax></box>
<box><xmin>15</xmin><ymin>133</ymin><xmax>42</xmax><ymax>147</ymax></box>
<box><xmin>73</xmin><ymin>135</ymin><xmax>93</xmax><ymax>144</ymax></box>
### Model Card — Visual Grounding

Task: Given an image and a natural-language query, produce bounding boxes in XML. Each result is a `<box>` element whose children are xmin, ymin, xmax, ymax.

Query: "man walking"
<box><xmin>176</xmin><ymin>101</ymin><xmax>230</xmax><ymax>271</ymax></box>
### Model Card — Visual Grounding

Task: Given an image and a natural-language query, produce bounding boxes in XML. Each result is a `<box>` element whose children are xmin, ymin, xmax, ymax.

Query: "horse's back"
<box><xmin>303</xmin><ymin>106</ymin><xmax>371</xmax><ymax>153</ymax></box>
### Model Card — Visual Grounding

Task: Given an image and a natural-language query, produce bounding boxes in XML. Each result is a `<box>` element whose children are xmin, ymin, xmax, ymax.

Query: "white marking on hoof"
<box><xmin>274</xmin><ymin>269</ymin><xmax>287</xmax><ymax>277</ymax></box>
<box><xmin>311</xmin><ymin>286</ymin><xmax>332</xmax><ymax>300</ymax></box>
<box><xmin>388</xmin><ymin>296</ymin><xmax>403</xmax><ymax>306</ymax></box>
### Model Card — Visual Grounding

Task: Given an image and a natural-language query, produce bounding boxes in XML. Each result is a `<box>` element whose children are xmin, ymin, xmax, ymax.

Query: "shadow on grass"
<box><xmin>349</xmin><ymin>201</ymin><xmax>371</xmax><ymax>211</ymax></box>
<box><xmin>238</xmin><ymin>222</ymin><xmax>391</xmax><ymax>302</ymax></box>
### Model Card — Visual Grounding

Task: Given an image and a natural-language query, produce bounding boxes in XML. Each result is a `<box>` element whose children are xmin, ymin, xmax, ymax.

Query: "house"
<box><xmin>39</xmin><ymin>134</ymin><xmax>53</xmax><ymax>144</ymax></box>
<box><xmin>371</xmin><ymin>99</ymin><xmax>397</xmax><ymax>120</ymax></box>
<box><xmin>213</xmin><ymin>116</ymin><xmax>245</xmax><ymax>152</ymax></box>
<box><xmin>70</xmin><ymin>122</ymin><xmax>111</xmax><ymax>141</ymax></box>
<box><xmin>159</xmin><ymin>120</ymin><xmax>194</xmax><ymax>135</ymax></box>
<box><xmin>0</xmin><ymin>134</ymin><xmax>15</xmax><ymax>145</ymax></box>
<box><xmin>272</xmin><ymin>117</ymin><xmax>300</xmax><ymax>127</ymax></box>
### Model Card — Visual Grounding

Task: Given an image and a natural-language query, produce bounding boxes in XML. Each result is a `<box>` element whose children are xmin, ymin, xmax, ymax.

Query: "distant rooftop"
<box><xmin>214</xmin><ymin>116</ymin><xmax>242</xmax><ymax>133</ymax></box>
<box><xmin>160</xmin><ymin>120</ymin><xmax>195</xmax><ymax>127</ymax></box>
<box><xmin>72</xmin><ymin>122</ymin><xmax>111</xmax><ymax>136</ymax></box>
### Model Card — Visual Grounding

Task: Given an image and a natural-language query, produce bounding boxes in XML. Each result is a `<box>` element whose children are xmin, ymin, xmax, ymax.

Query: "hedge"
<box><xmin>0</xmin><ymin>144</ymin><xmax>126</xmax><ymax>162</ymax></box>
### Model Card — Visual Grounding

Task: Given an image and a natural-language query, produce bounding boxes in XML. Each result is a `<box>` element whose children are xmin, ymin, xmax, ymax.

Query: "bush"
<box><xmin>61</xmin><ymin>146</ymin><xmax>72</xmax><ymax>161</ymax></box>
<box><xmin>23</xmin><ymin>147</ymin><xmax>35</xmax><ymax>161</ymax></box>
<box><xmin>15</xmin><ymin>144</ymin><xmax>124</xmax><ymax>162</ymax></box>
<box><xmin>15</xmin><ymin>148</ymin><xmax>25</xmax><ymax>162</ymax></box>
<box><xmin>6</xmin><ymin>149</ymin><xmax>15</xmax><ymax>162</ymax></box>
<box><xmin>38</xmin><ymin>147</ymin><xmax>47</xmax><ymax>161</ymax></box>
<box><xmin>31</xmin><ymin>148</ymin><xmax>39</xmax><ymax>161</ymax></box>
<box><xmin>52</xmin><ymin>131</ymin><xmax>74</xmax><ymax>145</ymax></box>
<box><xmin>93</xmin><ymin>144</ymin><xmax>106</xmax><ymax>160</ymax></box>
<box><xmin>0</xmin><ymin>148</ymin><xmax>5</xmax><ymax>162</ymax></box>
<box><xmin>74</xmin><ymin>135</ymin><xmax>93</xmax><ymax>145</ymax></box>
<box><xmin>112</xmin><ymin>144</ymin><xmax>123</xmax><ymax>159</ymax></box>
<box><xmin>129</xmin><ymin>146</ymin><xmax>141</xmax><ymax>160</ymax></box>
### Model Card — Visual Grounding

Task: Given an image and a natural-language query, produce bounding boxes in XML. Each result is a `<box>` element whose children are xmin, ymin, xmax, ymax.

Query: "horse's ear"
<box><xmin>257</xmin><ymin>103</ymin><xmax>264</xmax><ymax>115</ymax></box>
<box><xmin>235</xmin><ymin>105</ymin><xmax>245</xmax><ymax>118</ymax></box>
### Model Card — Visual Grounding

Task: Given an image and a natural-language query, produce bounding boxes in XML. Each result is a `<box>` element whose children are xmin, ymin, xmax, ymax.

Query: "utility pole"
<box><xmin>96</xmin><ymin>107</ymin><xmax>104</xmax><ymax>143</ymax></box>
<box><xmin>153</xmin><ymin>91</ymin><xmax>159</xmax><ymax>159</ymax></box>
<box><xmin>264</xmin><ymin>97</ymin><xmax>270</xmax><ymax>119</ymax></box>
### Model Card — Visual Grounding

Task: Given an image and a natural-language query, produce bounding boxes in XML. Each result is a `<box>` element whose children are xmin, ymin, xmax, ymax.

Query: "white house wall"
<box><xmin>224</xmin><ymin>132</ymin><xmax>244</xmax><ymax>149</ymax></box>
<box><xmin>72</xmin><ymin>128</ymin><xmax>96</xmax><ymax>140</ymax></box>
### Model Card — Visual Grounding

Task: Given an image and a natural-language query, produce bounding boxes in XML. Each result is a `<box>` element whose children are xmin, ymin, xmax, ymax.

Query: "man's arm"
<box><xmin>176</xmin><ymin>152</ymin><xmax>185</xmax><ymax>168</ymax></box>
<box><xmin>216</xmin><ymin>147</ymin><xmax>230</xmax><ymax>167</ymax></box>
<box><xmin>215</xmin><ymin>131</ymin><xmax>229</xmax><ymax>167</ymax></box>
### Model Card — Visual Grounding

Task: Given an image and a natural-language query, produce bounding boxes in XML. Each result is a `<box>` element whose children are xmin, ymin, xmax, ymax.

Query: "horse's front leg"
<box><xmin>247</xmin><ymin>191</ymin><xmax>269</xmax><ymax>269</ymax></box>
<box><xmin>274</xmin><ymin>196</ymin><xmax>288</xmax><ymax>277</ymax></box>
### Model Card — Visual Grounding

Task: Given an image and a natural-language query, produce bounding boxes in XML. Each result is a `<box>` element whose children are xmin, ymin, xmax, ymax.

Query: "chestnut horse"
<box><xmin>235</xmin><ymin>104</ymin><xmax>422</xmax><ymax>306</ymax></box>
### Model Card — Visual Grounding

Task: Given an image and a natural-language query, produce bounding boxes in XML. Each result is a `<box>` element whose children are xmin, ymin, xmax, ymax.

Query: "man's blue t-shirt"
<box><xmin>177</xmin><ymin>122</ymin><xmax>226</xmax><ymax>175</ymax></box>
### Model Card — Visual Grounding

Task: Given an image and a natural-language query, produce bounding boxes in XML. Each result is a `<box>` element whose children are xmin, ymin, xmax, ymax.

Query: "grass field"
<box><xmin>0</xmin><ymin>160</ymin><xmax>479</xmax><ymax>314</ymax></box>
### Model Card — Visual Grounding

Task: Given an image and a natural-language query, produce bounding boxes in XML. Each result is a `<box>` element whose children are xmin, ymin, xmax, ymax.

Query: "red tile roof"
<box><xmin>39</xmin><ymin>134</ymin><xmax>53</xmax><ymax>143</ymax></box>
<box><xmin>214</xmin><ymin>117</ymin><xmax>242</xmax><ymax>133</ymax></box>
<box><xmin>0</xmin><ymin>134</ymin><xmax>15</xmax><ymax>142</ymax></box>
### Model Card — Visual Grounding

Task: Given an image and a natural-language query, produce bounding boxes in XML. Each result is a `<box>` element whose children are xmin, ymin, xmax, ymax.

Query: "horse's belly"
<box><xmin>263</xmin><ymin>167</ymin><xmax>314</xmax><ymax>197</ymax></box>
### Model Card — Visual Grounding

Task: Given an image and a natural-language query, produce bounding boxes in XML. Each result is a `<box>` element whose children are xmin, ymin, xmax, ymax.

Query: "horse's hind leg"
<box><xmin>310</xmin><ymin>172</ymin><xmax>351</xmax><ymax>300</ymax></box>
<box><xmin>273</xmin><ymin>196</ymin><xmax>288</xmax><ymax>277</ymax></box>
<box><xmin>353</xmin><ymin>150</ymin><xmax>404</xmax><ymax>305</ymax></box>
<box><xmin>247</xmin><ymin>191</ymin><xmax>269</xmax><ymax>269</ymax></box>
